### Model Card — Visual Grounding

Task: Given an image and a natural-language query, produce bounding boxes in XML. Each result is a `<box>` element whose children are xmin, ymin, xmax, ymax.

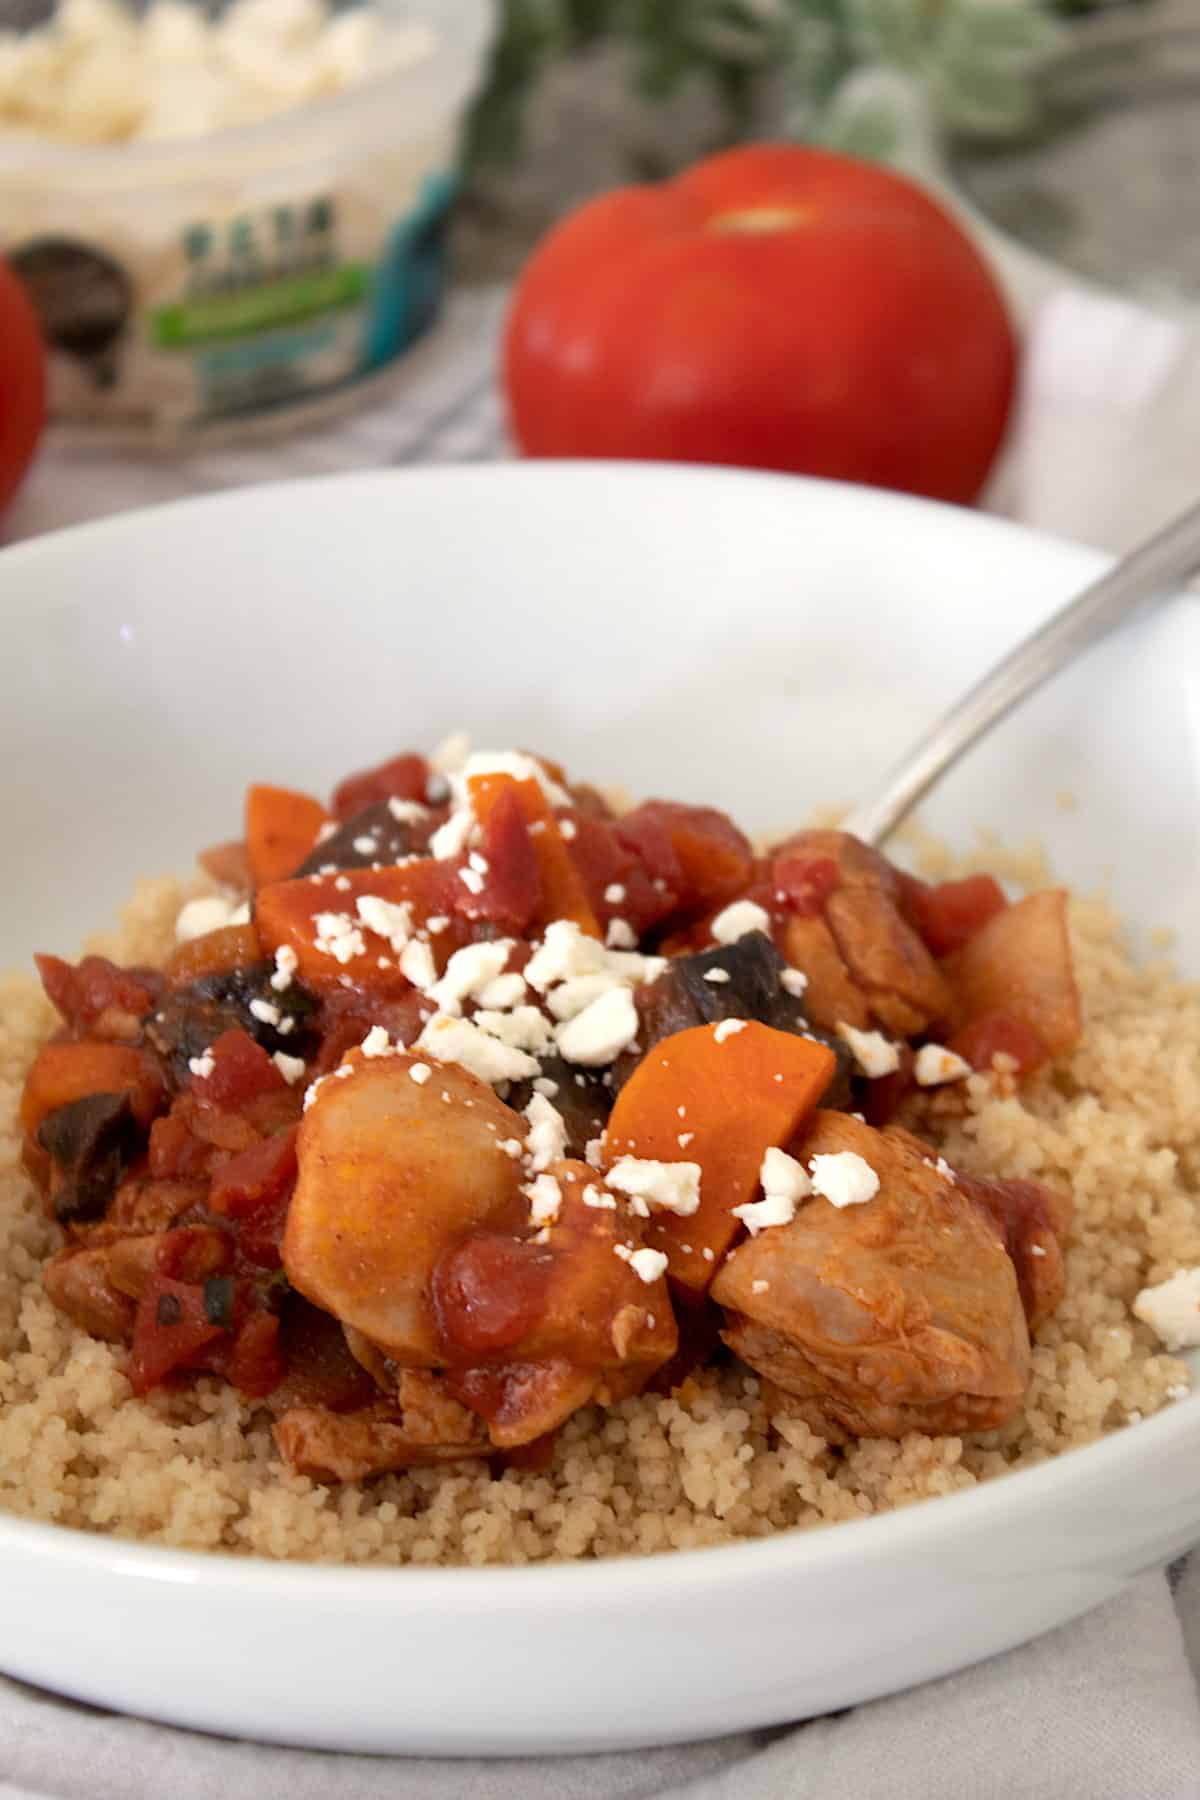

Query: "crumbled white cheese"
<box><xmin>430</xmin><ymin>809</ymin><xmax>474</xmax><ymax>862</ymax></box>
<box><xmin>555</xmin><ymin>986</ymin><xmax>639</xmax><ymax>1066</ymax></box>
<box><xmin>935</xmin><ymin>1156</ymin><xmax>956</xmax><ymax>1183</ymax></box>
<box><xmin>473</xmin><ymin>1006</ymin><xmax>555</xmax><ymax>1055</ymax></box>
<box><xmin>175</xmin><ymin>894</ymin><xmax>240</xmax><ymax>943</ymax></box>
<box><xmin>779</xmin><ymin>967</ymin><xmax>808</xmax><ymax>997</ymax></box>
<box><xmin>270</xmin><ymin>944</ymin><xmax>299</xmax><ymax>992</ymax></box>
<box><xmin>606</xmin><ymin>919</ymin><xmax>637</xmax><ymax>949</ymax></box>
<box><xmin>585</xmin><ymin>1137</ymin><xmax>605</xmax><ymax>1170</ymax></box>
<box><xmin>355</xmin><ymin>894</ymin><xmax>414</xmax><ymax>953</ymax></box>
<box><xmin>187</xmin><ymin>1051</ymin><xmax>215</xmax><ymax>1079</ymax></box>
<box><xmin>459</xmin><ymin>867</ymin><xmax>485</xmax><ymax>896</ymax></box>
<box><xmin>248</xmin><ymin>997</ymin><xmax>281</xmax><ymax>1028</ymax></box>
<box><xmin>360</xmin><ymin>1025</ymin><xmax>396</xmax><ymax>1058</ymax></box>
<box><xmin>733</xmin><ymin>1146</ymin><xmax>812</xmax><ymax>1234</ymax></box>
<box><xmin>613</xmin><ymin>1243</ymin><xmax>668</xmax><ymax>1284</ymax></box>
<box><xmin>461</xmin><ymin>751</ymin><xmax>569</xmax><ymax>809</ymax></box>
<box><xmin>703</xmin><ymin>968</ymin><xmax>731</xmax><ymax>985</ymax></box>
<box><xmin>497</xmin><ymin>1138</ymin><xmax>524</xmax><ymax>1159</ymax></box>
<box><xmin>837</xmin><ymin>1024</ymin><xmax>901</xmax><ymax>1079</ymax></box>
<box><xmin>1133</xmin><ymin>1269</ymin><xmax>1200</xmax><ymax>1351</ymax></box>
<box><xmin>353</xmin><ymin>835</ymin><xmax>378</xmax><ymax>856</ymax></box>
<box><xmin>604</xmin><ymin>883</ymin><xmax>627</xmax><ymax>905</ymax></box>
<box><xmin>559</xmin><ymin>818</ymin><xmax>577</xmax><ymax>841</ymax></box>
<box><xmin>533</xmin><ymin>1076</ymin><xmax>559</xmax><ymax>1099</ymax></box>
<box><xmin>751</xmin><ymin>1279</ymin><xmax>770</xmax><ymax>1295</ymax></box>
<box><xmin>606</xmin><ymin>1156</ymin><xmax>701</xmax><ymax>1217</ymax></box>
<box><xmin>710</xmin><ymin>899</ymin><xmax>770</xmax><ymax>944</ymax></box>
<box><xmin>525</xmin><ymin>1173</ymin><xmax>562</xmax><ymax>1227</ymax></box>
<box><xmin>425</xmin><ymin>915</ymin><xmax>450</xmax><ymax>936</ymax></box>
<box><xmin>524</xmin><ymin>1092</ymin><xmax>567</xmax><ymax>1173</ymax></box>
<box><xmin>677</xmin><ymin>1131</ymin><xmax>694</xmax><ymax>1148</ymax></box>
<box><xmin>475</xmin><ymin>972</ymin><xmax>527</xmax><ymax>1011</ymax></box>
<box><xmin>313</xmin><ymin>910</ymin><xmax>366</xmax><ymax>964</ymax></box>
<box><xmin>429</xmin><ymin>941</ymin><xmax>515</xmax><ymax>1016</ymax></box>
<box><xmin>417</xmin><ymin>1013</ymin><xmax>540</xmax><ymax>1086</ymax></box>
<box><xmin>409</xmin><ymin>1062</ymin><xmax>432</xmax><ymax>1086</ymax></box>
<box><xmin>1030</xmin><ymin>1244</ymin><xmax>1047</xmax><ymax>1258</ymax></box>
<box><xmin>524</xmin><ymin>919</ymin><xmax>664</xmax><ymax>994</ymax></box>
<box><xmin>399</xmin><ymin>938</ymin><xmax>437</xmax><ymax>991</ymax></box>
<box><xmin>713</xmin><ymin>1018</ymin><xmax>748</xmax><ymax>1044</ymax></box>
<box><xmin>809</xmin><ymin>1151</ymin><xmax>880</xmax><ymax>1209</ymax></box>
<box><xmin>914</xmin><ymin>1044</ymin><xmax>973</xmax><ymax>1087</ymax></box>
<box><xmin>387</xmin><ymin>797</ymin><xmax>429</xmax><ymax>825</ymax></box>
<box><xmin>547</xmin><ymin>972</ymin><xmax>623</xmax><ymax>1022</ymax></box>
<box><xmin>272</xmin><ymin>1052</ymin><xmax>307</xmax><ymax>1085</ymax></box>
<box><xmin>583</xmin><ymin>1183</ymin><xmax>617</xmax><ymax>1210</ymax></box>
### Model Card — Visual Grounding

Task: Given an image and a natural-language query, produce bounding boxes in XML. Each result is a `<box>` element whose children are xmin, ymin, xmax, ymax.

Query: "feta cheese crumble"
<box><xmin>733</xmin><ymin>1146</ymin><xmax>812</xmax><ymax>1234</ymax></box>
<box><xmin>808</xmin><ymin>1150</ymin><xmax>879</xmax><ymax>1209</ymax></box>
<box><xmin>354</xmin><ymin>895</ymin><xmax>414</xmax><ymax>954</ymax></box>
<box><xmin>779</xmin><ymin>967</ymin><xmax>808</xmax><ymax>997</ymax></box>
<box><xmin>605</xmin><ymin>1157</ymin><xmax>701</xmax><ymax>1217</ymax></box>
<box><xmin>524</xmin><ymin>1092</ymin><xmax>567</xmax><ymax>1173</ymax></box>
<box><xmin>187</xmin><ymin>1051</ymin><xmax>215</xmax><ymax>1080</ymax></box>
<box><xmin>313</xmin><ymin>911</ymin><xmax>366</xmax><ymax>965</ymax></box>
<box><xmin>429</xmin><ymin>941</ymin><xmax>515</xmax><ymax>1016</ymax></box>
<box><xmin>175</xmin><ymin>894</ymin><xmax>240</xmax><ymax>943</ymax></box>
<box><xmin>270</xmin><ymin>944</ymin><xmax>299</xmax><ymax>992</ymax></box>
<box><xmin>710</xmin><ymin>899</ymin><xmax>771</xmax><ymax>945</ymax></box>
<box><xmin>837</xmin><ymin>1024</ymin><xmax>900</xmax><ymax>1078</ymax></box>
<box><xmin>525</xmin><ymin>1173</ymin><xmax>562</xmax><ymax>1227</ymax></box>
<box><xmin>713</xmin><ymin>1018</ymin><xmax>748</xmax><ymax>1043</ymax></box>
<box><xmin>416</xmin><ymin>1014</ymin><xmax>540</xmax><ymax>1086</ymax></box>
<box><xmin>555</xmin><ymin>986</ymin><xmax>639</xmax><ymax>1066</ymax></box>
<box><xmin>913</xmin><ymin>1044</ymin><xmax>973</xmax><ymax>1087</ymax></box>
<box><xmin>248</xmin><ymin>997</ymin><xmax>281</xmax><ymax>1028</ymax></box>
<box><xmin>613</xmin><ymin>1243</ymin><xmax>669</xmax><ymax>1284</ymax></box>
<box><xmin>1133</xmin><ymin>1269</ymin><xmax>1200</xmax><ymax>1351</ymax></box>
<box><xmin>272</xmin><ymin>1052</ymin><xmax>307</xmax><ymax>1085</ymax></box>
<box><xmin>703</xmin><ymin>968</ymin><xmax>731</xmax><ymax>985</ymax></box>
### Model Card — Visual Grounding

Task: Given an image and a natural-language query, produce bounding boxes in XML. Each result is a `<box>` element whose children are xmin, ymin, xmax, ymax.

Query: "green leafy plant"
<box><xmin>465</xmin><ymin>0</ymin><xmax>1067</xmax><ymax>175</ymax></box>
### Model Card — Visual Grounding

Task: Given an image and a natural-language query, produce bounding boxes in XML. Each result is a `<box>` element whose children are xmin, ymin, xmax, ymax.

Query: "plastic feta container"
<box><xmin>0</xmin><ymin>0</ymin><xmax>494</xmax><ymax>439</ymax></box>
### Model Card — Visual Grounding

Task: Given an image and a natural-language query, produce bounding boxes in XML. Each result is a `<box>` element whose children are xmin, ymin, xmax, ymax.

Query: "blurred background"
<box><xmin>1</xmin><ymin>0</ymin><xmax>1198</xmax><ymax>549</ymax></box>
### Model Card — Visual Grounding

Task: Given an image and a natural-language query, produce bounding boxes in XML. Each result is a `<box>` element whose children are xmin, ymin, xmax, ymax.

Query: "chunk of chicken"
<box><xmin>946</xmin><ymin>889</ymin><xmax>1082</xmax><ymax>1058</ymax></box>
<box><xmin>711</xmin><ymin>1111</ymin><xmax>1030</xmax><ymax>1440</ymax></box>
<box><xmin>283</xmin><ymin>1050</ymin><xmax>527</xmax><ymax>1366</ymax></box>
<box><xmin>772</xmin><ymin>831</ymin><xmax>950</xmax><ymax>1037</ymax></box>
<box><xmin>274</xmin><ymin>1373</ymin><xmax>489</xmax><ymax>1482</ymax></box>
<box><xmin>42</xmin><ymin>1245</ymin><xmax>135</xmax><ymax>1342</ymax></box>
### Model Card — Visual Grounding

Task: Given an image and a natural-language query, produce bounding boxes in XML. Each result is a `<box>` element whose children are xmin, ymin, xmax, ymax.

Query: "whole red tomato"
<box><xmin>504</xmin><ymin>145</ymin><xmax>1016</xmax><ymax>504</ymax></box>
<box><xmin>0</xmin><ymin>258</ymin><xmax>46</xmax><ymax>515</ymax></box>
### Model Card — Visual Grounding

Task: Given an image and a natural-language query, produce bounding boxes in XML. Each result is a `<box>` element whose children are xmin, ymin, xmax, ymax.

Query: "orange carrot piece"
<box><xmin>245</xmin><ymin>785</ymin><xmax>332</xmax><ymax>889</ymax></box>
<box><xmin>601</xmin><ymin>1021</ymin><xmax>837</xmax><ymax>1293</ymax></box>
<box><xmin>164</xmin><ymin>923</ymin><xmax>263</xmax><ymax>987</ymax></box>
<box><xmin>20</xmin><ymin>1042</ymin><xmax>165</xmax><ymax>1139</ymax></box>
<box><xmin>255</xmin><ymin>860</ymin><xmax>466</xmax><ymax>995</ymax></box>
<box><xmin>468</xmin><ymin>772</ymin><xmax>600</xmax><ymax>937</ymax></box>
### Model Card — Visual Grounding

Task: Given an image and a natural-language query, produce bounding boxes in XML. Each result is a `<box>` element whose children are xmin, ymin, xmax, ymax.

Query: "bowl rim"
<box><xmin>1</xmin><ymin>459</ymin><xmax>1189</xmax><ymax>1601</ymax></box>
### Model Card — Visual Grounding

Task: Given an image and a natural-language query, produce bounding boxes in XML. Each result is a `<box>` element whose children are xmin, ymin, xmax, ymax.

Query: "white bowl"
<box><xmin>1</xmin><ymin>463</ymin><xmax>1198</xmax><ymax>1754</ymax></box>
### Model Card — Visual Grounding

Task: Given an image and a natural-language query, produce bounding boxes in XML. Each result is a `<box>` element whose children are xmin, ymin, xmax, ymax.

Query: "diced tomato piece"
<box><xmin>562</xmin><ymin>809</ymin><xmax>677</xmax><ymax>935</ymax></box>
<box><xmin>616</xmin><ymin>801</ymin><xmax>753</xmax><ymax>918</ymax></box>
<box><xmin>228</xmin><ymin>1311</ymin><xmax>286</xmax><ymax>1398</ymax></box>
<box><xmin>129</xmin><ymin>1275</ymin><xmax>226</xmax><ymax>1395</ymax></box>
<box><xmin>245</xmin><ymin>785</ymin><xmax>332</xmax><ymax>888</ymax></box>
<box><xmin>210</xmin><ymin>1127</ymin><xmax>299</xmax><ymax>1218</ymax></box>
<box><xmin>433</xmin><ymin>1231</ymin><xmax>552</xmax><ymax>1355</ymax></box>
<box><xmin>191</xmin><ymin>1030</ymin><xmax>287</xmax><ymax>1110</ymax></box>
<box><xmin>20</xmin><ymin>1041</ymin><xmax>165</xmax><ymax>1139</ymax></box>
<box><xmin>771</xmin><ymin>852</ymin><xmax>841</xmax><ymax>918</ymax></box>
<box><xmin>950</xmin><ymin>1011</ymin><xmax>1049</xmax><ymax>1076</ymax></box>
<box><xmin>236</xmin><ymin>1189</ymin><xmax>294</xmax><ymax>1269</ymax></box>
<box><xmin>35</xmin><ymin>954</ymin><xmax>161</xmax><ymax>1032</ymax></box>
<box><xmin>454</xmin><ymin>783</ymin><xmax>542</xmax><ymax>933</ymax></box>
<box><xmin>911</xmin><ymin>874</ymin><xmax>1008</xmax><ymax>957</ymax></box>
<box><xmin>332</xmin><ymin>752</ymin><xmax>429</xmax><ymax>821</ymax></box>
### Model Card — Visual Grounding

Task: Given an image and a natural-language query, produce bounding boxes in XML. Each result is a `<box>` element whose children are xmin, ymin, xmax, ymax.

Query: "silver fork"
<box><xmin>843</xmin><ymin>495</ymin><xmax>1200</xmax><ymax>849</ymax></box>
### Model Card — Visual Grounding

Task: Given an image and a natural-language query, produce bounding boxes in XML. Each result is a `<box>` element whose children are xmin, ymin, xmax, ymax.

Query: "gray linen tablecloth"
<box><xmin>4</xmin><ymin>279</ymin><xmax>1200</xmax><ymax>1799</ymax></box>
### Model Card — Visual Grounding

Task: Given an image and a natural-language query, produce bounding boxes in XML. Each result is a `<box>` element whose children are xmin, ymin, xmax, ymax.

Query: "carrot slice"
<box><xmin>467</xmin><ymin>772</ymin><xmax>600</xmax><ymax>938</ymax></box>
<box><xmin>254</xmin><ymin>860</ymin><xmax>466</xmax><ymax>995</ymax></box>
<box><xmin>245</xmin><ymin>785</ymin><xmax>332</xmax><ymax>888</ymax></box>
<box><xmin>601</xmin><ymin>1021</ymin><xmax>837</xmax><ymax>1293</ymax></box>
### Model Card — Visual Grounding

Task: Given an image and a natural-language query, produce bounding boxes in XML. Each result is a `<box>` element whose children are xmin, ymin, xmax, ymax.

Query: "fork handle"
<box><xmin>843</xmin><ymin>496</ymin><xmax>1200</xmax><ymax>849</ymax></box>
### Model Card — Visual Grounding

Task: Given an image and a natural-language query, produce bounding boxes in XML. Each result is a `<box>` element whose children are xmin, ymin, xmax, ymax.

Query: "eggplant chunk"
<box><xmin>36</xmin><ymin>1092</ymin><xmax>141</xmax><ymax>1225</ymax></box>
<box><xmin>712</xmin><ymin>1111</ymin><xmax>1030</xmax><ymax>1441</ymax></box>
<box><xmin>291</xmin><ymin>798</ymin><xmax>435</xmax><ymax>879</ymax></box>
<box><xmin>283</xmin><ymin>1051</ymin><xmax>526</xmax><ymax>1365</ymax></box>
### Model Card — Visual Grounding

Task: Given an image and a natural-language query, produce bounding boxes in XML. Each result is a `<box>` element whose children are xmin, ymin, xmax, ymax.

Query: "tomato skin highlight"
<box><xmin>0</xmin><ymin>259</ymin><xmax>46</xmax><ymax>515</ymax></box>
<box><xmin>504</xmin><ymin>144</ymin><xmax>1015</xmax><ymax>505</ymax></box>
